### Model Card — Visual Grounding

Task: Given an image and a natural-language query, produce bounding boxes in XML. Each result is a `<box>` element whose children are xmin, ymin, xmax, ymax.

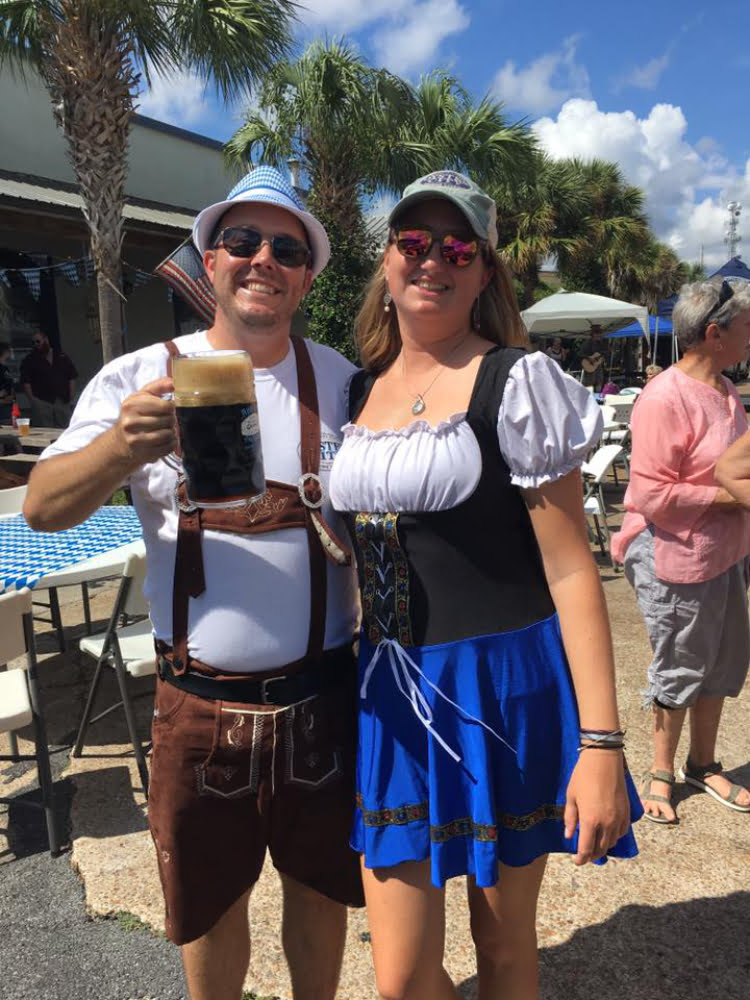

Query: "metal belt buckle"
<box><xmin>174</xmin><ymin>475</ymin><xmax>198</xmax><ymax>514</ymax></box>
<box><xmin>260</xmin><ymin>674</ymin><xmax>289</xmax><ymax>705</ymax></box>
<box><xmin>297</xmin><ymin>472</ymin><xmax>325</xmax><ymax>510</ymax></box>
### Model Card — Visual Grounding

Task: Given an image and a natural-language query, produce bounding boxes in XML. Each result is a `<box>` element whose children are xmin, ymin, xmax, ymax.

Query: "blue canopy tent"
<box><xmin>611</xmin><ymin>316</ymin><xmax>672</xmax><ymax>338</ymax></box>
<box><xmin>710</xmin><ymin>256</ymin><xmax>750</xmax><ymax>281</ymax></box>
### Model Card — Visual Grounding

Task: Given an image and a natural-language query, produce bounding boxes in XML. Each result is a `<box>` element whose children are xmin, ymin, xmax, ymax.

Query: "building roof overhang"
<box><xmin>0</xmin><ymin>170</ymin><xmax>194</xmax><ymax>236</ymax></box>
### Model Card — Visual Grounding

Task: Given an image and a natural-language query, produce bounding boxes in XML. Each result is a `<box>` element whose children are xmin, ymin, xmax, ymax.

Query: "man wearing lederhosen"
<box><xmin>24</xmin><ymin>167</ymin><xmax>363</xmax><ymax>1000</ymax></box>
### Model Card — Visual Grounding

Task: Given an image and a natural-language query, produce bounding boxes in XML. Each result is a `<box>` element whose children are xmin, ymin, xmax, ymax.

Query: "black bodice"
<box><xmin>346</xmin><ymin>347</ymin><xmax>556</xmax><ymax>648</ymax></box>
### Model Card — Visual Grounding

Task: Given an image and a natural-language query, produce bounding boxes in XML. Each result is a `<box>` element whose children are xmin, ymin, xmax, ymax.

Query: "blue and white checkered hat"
<box><xmin>192</xmin><ymin>165</ymin><xmax>330</xmax><ymax>277</ymax></box>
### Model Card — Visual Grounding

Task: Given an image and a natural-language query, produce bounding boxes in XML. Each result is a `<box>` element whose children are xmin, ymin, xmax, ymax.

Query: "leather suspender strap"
<box><xmin>165</xmin><ymin>339</ymin><xmax>195</xmax><ymax>673</ymax></box>
<box><xmin>164</xmin><ymin>340</ymin><xmax>179</xmax><ymax>382</ymax></box>
<box><xmin>171</xmin><ymin>505</ymin><xmax>204</xmax><ymax>672</ymax></box>
<box><xmin>291</xmin><ymin>336</ymin><xmax>327</xmax><ymax>663</ymax></box>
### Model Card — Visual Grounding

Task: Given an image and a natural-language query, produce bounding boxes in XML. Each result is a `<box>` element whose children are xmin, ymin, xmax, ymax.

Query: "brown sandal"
<box><xmin>640</xmin><ymin>769</ymin><xmax>678</xmax><ymax>824</ymax></box>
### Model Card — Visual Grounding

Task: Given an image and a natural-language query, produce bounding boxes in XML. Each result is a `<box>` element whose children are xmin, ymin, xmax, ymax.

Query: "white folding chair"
<box><xmin>618</xmin><ymin>386</ymin><xmax>643</xmax><ymax>396</ymax></box>
<box><xmin>600</xmin><ymin>406</ymin><xmax>630</xmax><ymax>481</ymax></box>
<box><xmin>0</xmin><ymin>588</ymin><xmax>61</xmax><ymax>855</ymax></box>
<box><xmin>72</xmin><ymin>551</ymin><xmax>154</xmax><ymax>794</ymax></box>
<box><xmin>604</xmin><ymin>395</ymin><xmax>635</xmax><ymax>425</ymax></box>
<box><xmin>582</xmin><ymin>444</ymin><xmax>625</xmax><ymax>566</ymax></box>
<box><xmin>0</xmin><ymin>484</ymin><xmax>28</xmax><ymax>515</ymax></box>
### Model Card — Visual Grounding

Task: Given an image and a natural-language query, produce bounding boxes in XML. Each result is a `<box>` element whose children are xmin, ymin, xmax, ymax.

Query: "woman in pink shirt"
<box><xmin>612</xmin><ymin>278</ymin><xmax>750</xmax><ymax>823</ymax></box>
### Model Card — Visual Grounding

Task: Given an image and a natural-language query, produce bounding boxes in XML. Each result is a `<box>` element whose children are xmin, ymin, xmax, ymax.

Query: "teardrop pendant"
<box><xmin>411</xmin><ymin>396</ymin><xmax>426</xmax><ymax>416</ymax></box>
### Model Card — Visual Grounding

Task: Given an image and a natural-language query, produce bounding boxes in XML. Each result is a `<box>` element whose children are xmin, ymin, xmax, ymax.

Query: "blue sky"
<box><xmin>138</xmin><ymin>0</ymin><xmax>750</xmax><ymax>269</ymax></box>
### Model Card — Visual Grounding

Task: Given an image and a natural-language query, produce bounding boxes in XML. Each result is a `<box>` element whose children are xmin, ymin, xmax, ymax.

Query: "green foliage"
<box><xmin>226</xmin><ymin>39</ymin><xmax>535</xmax><ymax>230</ymax></box>
<box><xmin>0</xmin><ymin>1</ymin><xmax>297</xmax><ymax>101</ymax></box>
<box><xmin>110</xmin><ymin>910</ymin><xmax>162</xmax><ymax>935</ymax></box>
<box><xmin>106</xmin><ymin>488</ymin><xmax>130</xmax><ymax>505</ymax></box>
<box><xmin>303</xmin><ymin>200</ymin><xmax>379</xmax><ymax>363</ymax></box>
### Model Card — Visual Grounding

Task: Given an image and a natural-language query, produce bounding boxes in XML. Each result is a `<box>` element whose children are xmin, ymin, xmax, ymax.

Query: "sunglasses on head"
<box><xmin>701</xmin><ymin>279</ymin><xmax>735</xmax><ymax>329</ymax></box>
<box><xmin>392</xmin><ymin>228</ymin><xmax>484</xmax><ymax>268</ymax></box>
<box><xmin>212</xmin><ymin>226</ymin><xmax>312</xmax><ymax>269</ymax></box>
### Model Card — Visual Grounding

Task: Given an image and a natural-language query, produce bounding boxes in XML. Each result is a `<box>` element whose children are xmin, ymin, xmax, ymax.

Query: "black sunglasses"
<box><xmin>700</xmin><ymin>280</ymin><xmax>734</xmax><ymax>329</ymax></box>
<box><xmin>392</xmin><ymin>227</ymin><xmax>485</xmax><ymax>268</ymax></box>
<box><xmin>212</xmin><ymin>226</ymin><xmax>312</xmax><ymax>269</ymax></box>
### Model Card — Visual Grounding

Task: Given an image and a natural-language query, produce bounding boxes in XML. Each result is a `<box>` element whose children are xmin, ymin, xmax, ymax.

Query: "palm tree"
<box><xmin>225</xmin><ymin>40</ymin><xmax>535</xmax><ymax>233</ymax></box>
<box><xmin>0</xmin><ymin>0</ymin><xmax>295</xmax><ymax>363</ymax></box>
<box><xmin>609</xmin><ymin>239</ymin><xmax>692</xmax><ymax>310</ymax></box>
<box><xmin>493</xmin><ymin>154</ymin><xmax>588</xmax><ymax>308</ymax></box>
<box><xmin>557</xmin><ymin>159</ymin><xmax>650</xmax><ymax>298</ymax></box>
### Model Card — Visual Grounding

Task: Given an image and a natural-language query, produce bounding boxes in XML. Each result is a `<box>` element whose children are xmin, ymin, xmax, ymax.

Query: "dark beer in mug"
<box><xmin>172</xmin><ymin>351</ymin><xmax>265</xmax><ymax>508</ymax></box>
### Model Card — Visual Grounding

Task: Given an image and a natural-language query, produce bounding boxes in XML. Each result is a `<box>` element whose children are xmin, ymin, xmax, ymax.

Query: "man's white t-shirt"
<box><xmin>42</xmin><ymin>332</ymin><xmax>359</xmax><ymax>672</ymax></box>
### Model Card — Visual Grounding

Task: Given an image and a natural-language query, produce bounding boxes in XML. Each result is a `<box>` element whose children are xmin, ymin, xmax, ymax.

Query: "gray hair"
<box><xmin>673</xmin><ymin>278</ymin><xmax>750</xmax><ymax>351</ymax></box>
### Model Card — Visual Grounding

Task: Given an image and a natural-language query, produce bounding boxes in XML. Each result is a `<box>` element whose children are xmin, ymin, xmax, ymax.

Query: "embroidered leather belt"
<box><xmin>157</xmin><ymin>643</ymin><xmax>355</xmax><ymax>706</ymax></box>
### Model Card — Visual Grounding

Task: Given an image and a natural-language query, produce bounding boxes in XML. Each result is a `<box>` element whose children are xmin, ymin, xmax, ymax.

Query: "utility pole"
<box><xmin>725</xmin><ymin>201</ymin><xmax>742</xmax><ymax>258</ymax></box>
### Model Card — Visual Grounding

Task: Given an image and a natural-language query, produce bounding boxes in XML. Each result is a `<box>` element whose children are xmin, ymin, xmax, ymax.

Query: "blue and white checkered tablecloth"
<box><xmin>0</xmin><ymin>505</ymin><xmax>143</xmax><ymax>591</ymax></box>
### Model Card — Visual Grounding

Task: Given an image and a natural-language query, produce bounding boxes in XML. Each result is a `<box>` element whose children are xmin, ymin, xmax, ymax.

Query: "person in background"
<box><xmin>545</xmin><ymin>336</ymin><xmax>567</xmax><ymax>367</ymax></box>
<box><xmin>580</xmin><ymin>325</ymin><xmax>606</xmax><ymax>391</ymax></box>
<box><xmin>20</xmin><ymin>331</ymin><xmax>77</xmax><ymax>428</ymax></box>
<box><xmin>330</xmin><ymin>170</ymin><xmax>640</xmax><ymax>1000</ymax></box>
<box><xmin>612</xmin><ymin>278</ymin><xmax>750</xmax><ymax>823</ymax></box>
<box><xmin>645</xmin><ymin>364</ymin><xmax>663</xmax><ymax>383</ymax></box>
<box><xmin>0</xmin><ymin>341</ymin><xmax>15</xmax><ymax>424</ymax></box>
<box><xmin>0</xmin><ymin>342</ymin><xmax>21</xmax><ymax>458</ymax></box>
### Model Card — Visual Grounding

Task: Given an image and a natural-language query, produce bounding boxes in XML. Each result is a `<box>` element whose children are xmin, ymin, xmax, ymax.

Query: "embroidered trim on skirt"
<box><xmin>353</xmin><ymin>614</ymin><xmax>642</xmax><ymax>887</ymax></box>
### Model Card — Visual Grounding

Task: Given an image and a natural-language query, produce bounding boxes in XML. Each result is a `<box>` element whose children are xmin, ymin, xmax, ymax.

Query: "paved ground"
<box><xmin>2</xmin><ymin>482</ymin><xmax>749</xmax><ymax>1000</ymax></box>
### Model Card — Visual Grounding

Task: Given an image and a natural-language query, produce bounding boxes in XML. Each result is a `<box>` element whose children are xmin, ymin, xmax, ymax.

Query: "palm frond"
<box><xmin>223</xmin><ymin>112</ymin><xmax>291</xmax><ymax>170</ymax></box>
<box><xmin>169</xmin><ymin>0</ymin><xmax>296</xmax><ymax>102</ymax></box>
<box><xmin>0</xmin><ymin>0</ymin><xmax>59</xmax><ymax>71</ymax></box>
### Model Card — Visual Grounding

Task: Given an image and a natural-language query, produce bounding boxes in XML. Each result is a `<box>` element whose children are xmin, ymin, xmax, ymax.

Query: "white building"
<box><xmin>0</xmin><ymin>64</ymin><xmax>238</xmax><ymax>393</ymax></box>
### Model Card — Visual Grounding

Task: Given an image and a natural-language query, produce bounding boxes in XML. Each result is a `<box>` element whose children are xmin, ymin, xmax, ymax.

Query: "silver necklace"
<box><xmin>401</xmin><ymin>334</ymin><xmax>471</xmax><ymax>416</ymax></box>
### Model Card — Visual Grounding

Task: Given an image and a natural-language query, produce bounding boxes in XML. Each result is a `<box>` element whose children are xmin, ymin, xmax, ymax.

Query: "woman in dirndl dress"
<box><xmin>329</xmin><ymin>170</ymin><xmax>641</xmax><ymax>1000</ymax></box>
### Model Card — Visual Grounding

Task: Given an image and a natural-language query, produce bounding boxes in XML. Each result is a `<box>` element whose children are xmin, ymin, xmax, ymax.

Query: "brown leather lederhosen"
<box><xmin>162</xmin><ymin>335</ymin><xmax>350</xmax><ymax>682</ymax></box>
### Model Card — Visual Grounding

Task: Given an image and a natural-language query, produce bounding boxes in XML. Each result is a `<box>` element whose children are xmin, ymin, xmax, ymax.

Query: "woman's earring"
<box><xmin>383</xmin><ymin>289</ymin><xmax>392</xmax><ymax>313</ymax></box>
<box><xmin>472</xmin><ymin>297</ymin><xmax>481</xmax><ymax>331</ymax></box>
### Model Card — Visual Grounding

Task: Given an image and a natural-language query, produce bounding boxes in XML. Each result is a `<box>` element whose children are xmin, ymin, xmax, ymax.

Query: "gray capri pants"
<box><xmin>623</xmin><ymin>528</ymin><xmax>750</xmax><ymax>709</ymax></box>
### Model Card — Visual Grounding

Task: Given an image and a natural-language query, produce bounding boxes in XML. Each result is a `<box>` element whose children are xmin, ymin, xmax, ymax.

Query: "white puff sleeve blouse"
<box><xmin>329</xmin><ymin>350</ymin><xmax>603</xmax><ymax>514</ymax></box>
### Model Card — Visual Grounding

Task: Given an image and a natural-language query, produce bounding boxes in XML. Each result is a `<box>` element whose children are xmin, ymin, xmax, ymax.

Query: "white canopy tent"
<box><xmin>521</xmin><ymin>290</ymin><xmax>649</xmax><ymax>338</ymax></box>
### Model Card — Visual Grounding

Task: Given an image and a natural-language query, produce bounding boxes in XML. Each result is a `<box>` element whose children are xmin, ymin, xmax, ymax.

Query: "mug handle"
<box><xmin>159</xmin><ymin>390</ymin><xmax>183</xmax><ymax>471</ymax></box>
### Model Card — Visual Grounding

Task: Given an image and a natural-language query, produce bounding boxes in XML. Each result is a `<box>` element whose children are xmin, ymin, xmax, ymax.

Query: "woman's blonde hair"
<box><xmin>355</xmin><ymin>246</ymin><xmax>528</xmax><ymax>373</ymax></box>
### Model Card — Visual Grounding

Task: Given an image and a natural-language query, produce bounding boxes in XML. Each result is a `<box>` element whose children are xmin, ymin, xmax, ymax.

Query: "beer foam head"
<box><xmin>173</xmin><ymin>351</ymin><xmax>255</xmax><ymax>406</ymax></box>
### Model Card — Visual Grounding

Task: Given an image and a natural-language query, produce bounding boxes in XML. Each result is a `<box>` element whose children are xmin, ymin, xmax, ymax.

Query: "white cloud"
<box><xmin>614</xmin><ymin>51</ymin><xmax>670</xmax><ymax>92</ymax></box>
<box><xmin>492</xmin><ymin>36</ymin><xmax>590</xmax><ymax>115</ymax></box>
<box><xmin>298</xmin><ymin>0</ymin><xmax>393</xmax><ymax>33</ymax></box>
<box><xmin>371</xmin><ymin>0</ymin><xmax>470</xmax><ymax>76</ymax></box>
<box><xmin>534</xmin><ymin>98</ymin><xmax>749</xmax><ymax>268</ymax></box>
<box><xmin>299</xmin><ymin>0</ymin><xmax>469</xmax><ymax>74</ymax></box>
<box><xmin>138</xmin><ymin>68</ymin><xmax>211</xmax><ymax>127</ymax></box>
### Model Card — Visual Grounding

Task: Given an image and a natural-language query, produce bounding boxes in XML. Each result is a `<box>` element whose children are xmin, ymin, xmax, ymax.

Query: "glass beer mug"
<box><xmin>171</xmin><ymin>350</ymin><xmax>266</xmax><ymax>509</ymax></box>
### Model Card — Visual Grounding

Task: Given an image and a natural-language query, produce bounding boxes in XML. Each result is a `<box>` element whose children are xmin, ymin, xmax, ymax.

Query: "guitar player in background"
<box><xmin>581</xmin><ymin>324</ymin><xmax>606</xmax><ymax>391</ymax></box>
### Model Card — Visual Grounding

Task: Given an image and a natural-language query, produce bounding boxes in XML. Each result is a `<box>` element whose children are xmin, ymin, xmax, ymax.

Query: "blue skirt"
<box><xmin>353</xmin><ymin>614</ymin><xmax>642</xmax><ymax>887</ymax></box>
